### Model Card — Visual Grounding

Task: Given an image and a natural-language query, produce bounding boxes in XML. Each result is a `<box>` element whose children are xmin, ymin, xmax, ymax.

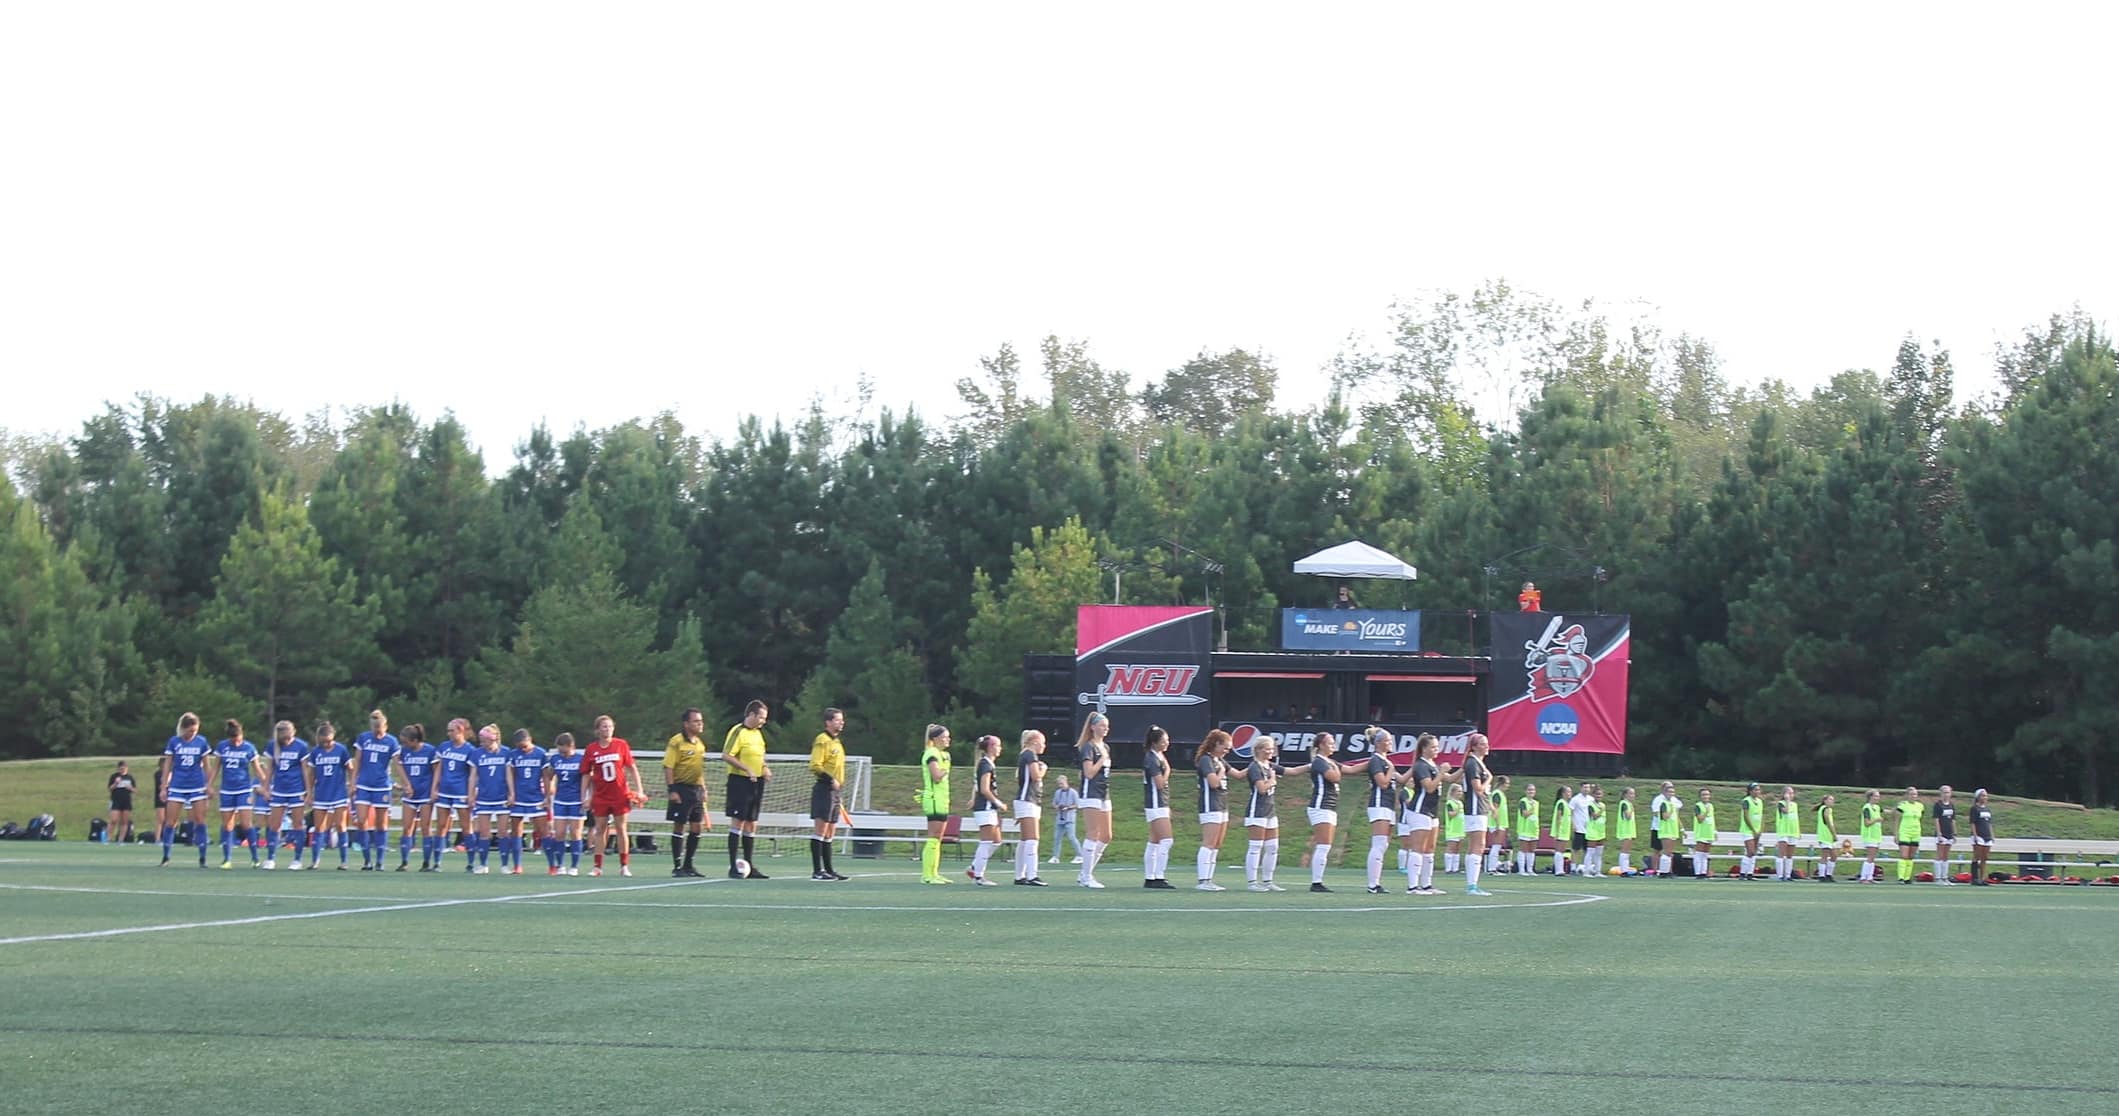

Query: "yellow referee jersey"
<box><xmin>723</xmin><ymin>724</ymin><xmax>768</xmax><ymax>778</ymax></box>
<box><xmin>663</xmin><ymin>733</ymin><xmax>708</xmax><ymax>787</ymax></box>
<box><xmin>810</xmin><ymin>732</ymin><xmax>846</xmax><ymax>784</ymax></box>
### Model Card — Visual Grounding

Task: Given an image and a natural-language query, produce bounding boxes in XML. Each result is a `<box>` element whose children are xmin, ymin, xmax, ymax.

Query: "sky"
<box><xmin>4</xmin><ymin>2</ymin><xmax>2113</xmax><ymax>466</ymax></box>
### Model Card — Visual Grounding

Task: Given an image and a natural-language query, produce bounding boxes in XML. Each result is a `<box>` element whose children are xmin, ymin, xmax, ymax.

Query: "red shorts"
<box><xmin>591</xmin><ymin>792</ymin><xmax>633</xmax><ymax>819</ymax></box>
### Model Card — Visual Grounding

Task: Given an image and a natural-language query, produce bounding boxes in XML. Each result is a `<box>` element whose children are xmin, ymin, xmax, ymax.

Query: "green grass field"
<box><xmin>4</xmin><ymin>839</ymin><xmax>2119</xmax><ymax>1114</ymax></box>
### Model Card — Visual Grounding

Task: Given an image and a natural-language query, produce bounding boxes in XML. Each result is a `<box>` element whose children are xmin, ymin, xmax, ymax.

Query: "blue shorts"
<box><xmin>218</xmin><ymin>791</ymin><xmax>255</xmax><ymax>812</ymax></box>
<box><xmin>474</xmin><ymin>803</ymin><xmax>510</xmax><ymax>818</ymax></box>
<box><xmin>269</xmin><ymin>792</ymin><xmax>307</xmax><ymax>810</ymax></box>
<box><xmin>434</xmin><ymin>793</ymin><xmax>469</xmax><ymax>811</ymax></box>
<box><xmin>167</xmin><ymin>787</ymin><xmax>208</xmax><ymax>806</ymax></box>
<box><xmin>403</xmin><ymin>796</ymin><xmax>432</xmax><ymax>809</ymax></box>
<box><xmin>509</xmin><ymin>803</ymin><xmax>546</xmax><ymax>819</ymax></box>
<box><xmin>551</xmin><ymin>801</ymin><xmax>584</xmax><ymax>820</ymax></box>
<box><xmin>313</xmin><ymin>798</ymin><xmax>350</xmax><ymax>812</ymax></box>
<box><xmin>353</xmin><ymin>786</ymin><xmax>392</xmax><ymax>808</ymax></box>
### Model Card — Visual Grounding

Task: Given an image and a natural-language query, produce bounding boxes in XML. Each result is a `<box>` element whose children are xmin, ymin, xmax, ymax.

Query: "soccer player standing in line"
<box><xmin>1614</xmin><ymin>786</ymin><xmax>1638</xmax><ymax>873</ymax></box>
<box><xmin>1193</xmin><ymin>729</ymin><xmax>1233</xmax><ymax>891</ymax></box>
<box><xmin>808</xmin><ymin>709</ymin><xmax>848</xmax><ymax>882</ymax></box>
<box><xmin>546</xmin><ymin>733</ymin><xmax>586</xmax><ymax>875</ymax></box>
<box><xmin>1649</xmin><ymin>781</ymin><xmax>1678</xmax><ymax>876</ymax></box>
<box><xmin>1737</xmin><ymin>782</ymin><xmax>1766</xmax><ymax>881</ymax></box>
<box><xmin>211</xmin><ymin>720</ymin><xmax>265</xmax><ymax>869</ymax></box>
<box><xmin>395</xmin><ymin>725</ymin><xmax>436</xmax><ymax>871</ymax></box>
<box><xmin>1488</xmin><ymin>773</ymin><xmax>1511</xmax><ymax>875</ymax></box>
<box><xmin>1441</xmin><ymin>790</ymin><xmax>1465</xmax><ymax>874</ymax></box>
<box><xmin>966</xmin><ymin>734</ymin><xmax>1009</xmax><ymax>887</ymax></box>
<box><xmin>503</xmin><ymin>729</ymin><xmax>549</xmax><ymax>875</ymax></box>
<box><xmin>433</xmin><ymin>720</ymin><xmax>479</xmax><ymax>872</ymax></box>
<box><xmin>1359</xmin><ymin>730</ymin><xmax>1396</xmax><ymax>895</ymax></box>
<box><xmin>721</xmin><ymin>701</ymin><xmax>772</xmax><ymax>880</ymax></box>
<box><xmin>158</xmin><ymin>713</ymin><xmax>212</xmax><ymax>867</ymax></box>
<box><xmin>470</xmin><ymin>725</ymin><xmax>511</xmax><ymax>873</ymax></box>
<box><xmin>1581</xmin><ymin>783</ymin><xmax>1606</xmax><ymax>878</ymax></box>
<box><xmin>1968</xmin><ymin>790</ymin><xmax>1994</xmax><ymax>885</ymax></box>
<box><xmin>1513</xmin><ymin>781</ymin><xmax>1541</xmax><ymax>876</ymax></box>
<box><xmin>1075</xmin><ymin>713</ymin><xmax>1114</xmax><ymax>888</ymax></box>
<box><xmin>1894</xmin><ymin>787</ymin><xmax>1925</xmax><ymax>884</ymax></box>
<box><xmin>351</xmin><ymin>710</ymin><xmax>402</xmax><ymax>872</ymax></box>
<box><xmin>1566</xmin><ymin>783</ymin><xmax>1593</xmax><ymax>876</ymax></box>
<box><xmin>1773</xmin><ymin>785</ymin><xmax>1801</xmax><ymax>881</ymax></box>
<box><xmin>1397</xmin><ymin>733</ymin><xmax>1445</xmax><ymax>895</ymax></box>
<box><xmin>262</xmin><ymin>722</ymin><xmax>310</xmax><ymax>870</ymax></box>
<box><xmin>1932</xmin><ymin>785</ymin><xmax>1958</xmax><ymax>884</ymax></box>
<box><xmin>918</xmin><ymin>724</ymin><xmax>952</xmax><ymax>885</ymax></box>
<box><xmin>1813</xmin><ymin>793</ymin><xmax>1839</xmax><ymax>882</ymax></box>
<box><xmin>1304</xmin><ymin>731</ymin><xmax>1342</xmax><ymax>893</ymax></box>
<box><xmin>585</xmin><ymin>716</ymin><xmax>645</xmax><ymax>878</ymax></box>
<box><xmin>1459</xmin><ymin>733</ymin><xmax>1494</xmax><ymax>896</ymax></box>
<box><xmin>1141</xmin><ymin>725</ymin><xmax>1175</xmax><ymax>889</ymax></box>
<box><xmin>1548</xmin><ymin>784</ymin><xmax>1575</xmax><ymax>876</ymax></box>
<box><xmin>1858</xmin><ymin>790</ymin><xmax>1886</xmax><ymax>882</ymax></box>
<box><xmin>1689</xmin><ymin>787</ymin><xmax>1716</xmax><ymax>878</ymax></box>
<box><xmin>306</xmin><ymin>723</ymin><xmax>353</xmax><ymax>870</ymax></box>
<box><xmin>665</xmin><ymin>708</ymin><xmax>711</xmax><ymax>878</ymax></box>
<box><xmin>1242</xmin><ymin>739</ymin><xmax>1283</xmax><ymax>892</ymax></box>
<box><xmin>1012</xmin><ymin>729</ymin><xmax>1048</xmax><ymax>886</ymax></box>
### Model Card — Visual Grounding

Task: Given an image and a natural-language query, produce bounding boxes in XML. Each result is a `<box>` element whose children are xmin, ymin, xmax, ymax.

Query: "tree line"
<box><xmin>2</xmin><ymin>286</ymin><xmax>2112</xmax><ymax>803</ymax></box>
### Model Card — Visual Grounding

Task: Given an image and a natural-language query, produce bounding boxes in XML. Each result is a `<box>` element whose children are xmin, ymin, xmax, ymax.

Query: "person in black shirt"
<box><xmin>1193</xmin><ymin>730</ymin><xmax>1234</xmax><ymax>891</ymax></box>
<box><xmin>107</xmin><ymin>762</ymin><xmax>138</xmax><ymax>844</ymax></box>
<box><xmin>1141</xmin><ymin>726</ymin><xmax>1175</xmax><ymax>889</ymax></box>
<box><xmin>1932</xmin><ymin>785</ymin><xmax>1959</xmax><ymax>885</ymax></box>
<box><xmin>1303</xmin><ymin>732</ymin><xmax>1343</xmax><ymax>893</ymax></box>
<box><xmin>1968</xmin><ymin>789</ymin><xmax>1995</xmax><ymax>884</ymax></box>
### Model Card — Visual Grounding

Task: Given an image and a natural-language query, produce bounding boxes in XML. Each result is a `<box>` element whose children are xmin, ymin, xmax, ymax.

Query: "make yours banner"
<box><xmin>1279</xmin><ymin>608</ymin><xmax>1421</xmax><ymax>651</ymax></box>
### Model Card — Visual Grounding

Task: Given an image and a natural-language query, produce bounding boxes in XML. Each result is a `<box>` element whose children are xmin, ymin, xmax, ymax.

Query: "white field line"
<box><xmin>512</xmin><ymin>888</ymin><xmax>1615</xmax><ymax>915</ymax></box>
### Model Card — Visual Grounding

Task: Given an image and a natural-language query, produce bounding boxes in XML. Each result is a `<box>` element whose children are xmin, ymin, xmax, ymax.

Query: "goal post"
<box><xmin>630</xmin><ymin>751</ymin><xmax>874</xmax><ymax>834</ymax></box>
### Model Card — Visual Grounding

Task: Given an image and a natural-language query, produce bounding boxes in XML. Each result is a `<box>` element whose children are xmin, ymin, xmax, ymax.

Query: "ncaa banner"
<box><xmin>1487</xmin><ymin>613</ymin><xmax>1630</xmax><ymax>755</ymax></box>
<box><xmin>1075</xmin><ymin>606</ymin><xmax>1215</xmax><ymax>746</ymax></box>
<box><xmin>1278</xmin><ymin>608</ymin><xmax>1421</xmax><ymax>651</ymax></box>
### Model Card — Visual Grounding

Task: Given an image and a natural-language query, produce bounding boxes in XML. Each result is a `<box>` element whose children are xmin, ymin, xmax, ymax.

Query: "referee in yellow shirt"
<box><xmin>808</xmin><ymin>708</ymin><xmax>849</xmax><ymax>881</ymax></box>
<box><xmin>664</xmin><ymin>708</ymin><xmax>710</xmax><ymax>877</ymax></box>
<box><xmin>723</xmin><ymin>700</ymin><xmax>773</xmax><ymax>879</ymax></box>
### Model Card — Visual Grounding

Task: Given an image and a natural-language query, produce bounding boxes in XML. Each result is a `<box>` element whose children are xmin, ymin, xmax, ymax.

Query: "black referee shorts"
<box><xmin>725</xmin><ymin>775</ymin><xmax>764</xmax><ymax>823</ymax></box>
<box><xmin>667</xmin><ymin>783</ymin><xmax>704</xmax><ymax>824</ymax></box>
<box><xmin>1570</xmin><ymin>833</ymin><xmax>1588</xmax><ymax>852</ymax></box>
<box><xmin>809</xmin><ymin>778</ymin><xmax>841</xmax><ymax>822</ymax></box>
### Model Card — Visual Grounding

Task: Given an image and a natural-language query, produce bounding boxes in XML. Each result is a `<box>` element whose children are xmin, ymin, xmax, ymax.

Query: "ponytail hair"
<box><xmin>1076</xmin><ymin>712</ymin><xmax>1107</xmax><ymax>749</ymax></box>
<box><xmin>177</xmin><ymin>712</ymin><xmax>200</xmax><ymax>733</ymax></box>
<box><xmin>925</xmin><ymin>723</ymin><xmax>948</xmax><ymax>742</ymax></box>
<box><xmin>1144</xmin><ymin>725</ymin><xmax>1168</xmax><ymax>751</ymax></box>
<box><xmin>555</xmin><ymin>732</ymin><xmax>576</xmax><ymax>749</ymax></box>
<box><xmin>401</xmin><ymin>723</ymin><xmax>425</xmax><ymax>745</ymax></box>
<box><xmin>224</xmin><ymin>719</ymin><xmax>243</xmax><ymax>739</ymax></box>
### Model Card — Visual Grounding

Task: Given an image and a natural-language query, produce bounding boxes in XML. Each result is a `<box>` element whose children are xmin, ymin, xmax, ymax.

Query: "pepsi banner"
<box><xmin>1279</xmin><ymin>608</ymin><xmax>1421</xmax><ymax>651</ymax></box>
<box><xmin>1221</xmin><ymin>722</ymin><xmax>1475</xmax><ymax>765</ymax></box>
<box><xmin>1487</xmin><ymin>613</ymin><xmax>1630</xmax><ymax>755</ymax></box>
<box><xmin>1075</xmin><ymin>606</ymin><xmax>1215</xmax><ymax>746</ymax></box>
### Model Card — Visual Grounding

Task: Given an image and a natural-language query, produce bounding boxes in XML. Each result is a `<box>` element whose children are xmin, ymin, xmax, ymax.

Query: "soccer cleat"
<box><xmin>829</xmin><ymin>871</ymin><xmax>850</xmax><ymax>881</ymax></box>
<box><xmin>974</xmin><ymin>877</ymin><xmax>998</xmax><ymax>887</ymax></box>
<box><xmin>1425</xmin><ymin>886</ymin><xmax>1447</xmax><ymax>895</ymax></box>
<box><xmin>812</xmin><ymin>872</ymin><xmax>831</xmax><ymax>881</ymax></box>
<box><xmin>1309</xmin><ymin>883</ymin><xmax>1332</xmax><ymax>893</ymax></box>
<box><xmin>1079</xmin><ymin>878</ymin><xmax>1104</xmax><ymax>889</ymax></box>
<box><xmin>1247</xmin><ymin>882</ymin><xmax>1272</xmax><ymax>892</ymax></box>
<box><xmin>261</xmin><ymin>860</ymin><xmax>276</xmax><ymax>871</ymax></box>
<box><xmin>510</xmin><ymin>866</ymin><xmax>524</xmax><ymax>876</ymax></box>
<box><xmin>745</xmin><ymin>868</ymin><xmax>766</xmax><ymax>880</ymax></box>
<box><xmin>1021</xmin><ymin>877</ymin><xmax>1047</xmax><ymax>887</ymax></box>
<box><xmin>620</xmin><ymin>866</ymin><xmax>633</xmax><ymax>877</ymax></box>
<box><xmin>1196</xmin><ymin>881</ymin><xmax>1225</xmax><ymax>892</ymax></box>
<box><xmin>590</xmin><ymin>867</ymin><xmax>602</xmax><ymax>877</ymax></box>
<box><xmin>473</xmin><ymin>865</ymin><xmax>490</xmax><ymax>875</ymax></box>
<box><xmin>1365</xmin><ymin>885</ymin><xmax>1386</xmax><ymax>895</ymax></box>
<box><xmin>285</xmin><ymin>861</ymin><xmax>302</xmax><ymax>871</ymax></box>
<box><xmin>1466</xmin><ymin>886</ymin><xmax>1493</xmax><ymax>896</ymax></box>
<box><xmin>219</xmin><ymin>860</ymin><xmax>232</xmax><ymax>870</ymax></box>
<box><xmin>1265</xmin><ymin>882</ymin><xmax>1286</xmax><ymax>892</ymax></box>
<box><xmin>335</xmin><ymin>865</ymin><xmax>348</xmax><ymax>871</ymax></box>
<box><xmin>395</xmin><ymin>864</ymin><xmax>408</xmax><ymax>872</ymax></box>
<box><xmin>676</xmin><ymin>868</ymin><xmax>690</xmax><ymax>878</ymax></box>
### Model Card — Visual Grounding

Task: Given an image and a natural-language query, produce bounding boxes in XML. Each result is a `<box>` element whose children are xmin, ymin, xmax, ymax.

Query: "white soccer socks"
<box><xmin>1016</xmin><ymin>838</ymin><xmax>1039</xmax><ymax>879</ymax></box>
<box><xmin>1198</xmin><ymin>845</ymin><xmax>1218</xmax><ymax>883</ymax></box>
<box><xmin>1312</xmin><ymin>845</ymin><xmax>1330</xmax><ymax>884</ymax></box>
<box><xmin>1262</xmin><ymin>839</ymin><xmax>1280</xmax><ymax>882</ymax></box>
<box><xmin>1245</xmin><ymin>840</ymin><xmax>1264</xmax><ymax>882</ymax></box>
<box><xmin>1366</xmin><ymin>835</ymin><xmax>1387</xmax><ymax>889</ymax></box>
<box><xmin>1659</xmin><ymin>854</ymin><xmax>1672</xmax><ymax>874</ymax></box>
<box><xmin>971</xmin><ymin>840</ymin><xmax>996</xmax><ymax>878</ymax></box>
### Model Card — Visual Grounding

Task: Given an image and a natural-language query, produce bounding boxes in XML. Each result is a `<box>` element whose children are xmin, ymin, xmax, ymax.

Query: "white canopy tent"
<box><xmin>1291</xmin><ymin>540</ymin><xmax>1417</xmax><ymax>581</ymax></box>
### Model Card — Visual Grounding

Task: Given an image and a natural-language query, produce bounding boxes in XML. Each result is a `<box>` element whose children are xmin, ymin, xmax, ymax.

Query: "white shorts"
<box><xmin>1774</xmin><ymin>834</ymin><xmax>1797</xmax><ymax>846</ymax></box>
<box><xmin>1198</xmin><ymin>811</ymin><xmax>1229</xmax><ymax>826</ymax></box>
<box><xmin>1306</xmin><ymin>808</ymin><xmax>1338</xmax><ymax>826</ymax></box>
<box><xmin>1077</xmin><ymin>798</ymin><xmax>1107</xmax><ymax>812</ymax></box>
<box><xmin>1013</xmin><ymin>802</ymin><xmax>1042</xmax><ymax>820</ymax></box>
<box><xmin>1865</xmin><ymin>839</ymin><xmax>1882</xmax><ymax>850</ymax></box>
<box><xmin>1464</xmin><ymin>816</ymin><xmax>1488</xmax><ymax>833</ymax></box>
<box><xmin>1973</xmin><ymin>836</ymin><xmax>1993</xmax><ymax>847</ymax></box>
<box><xmin>970</xmin><ymin>809</ymin><xmax>1000</xmax><ymax>829</ymax></box>
<box><xmin>1243</xmin><ymin>816</ymin><xmax>1280</xmax><ymax>830</ymax></box>
<box><xmin>1144</xmin><ymin>807</ymin><xmax>1171</xmax><ymax>823</ymax></box>
<box><xmin>1366</xmin><ymin>807</ymin><xmax>1396</xmax><ymax>823</ymax></box>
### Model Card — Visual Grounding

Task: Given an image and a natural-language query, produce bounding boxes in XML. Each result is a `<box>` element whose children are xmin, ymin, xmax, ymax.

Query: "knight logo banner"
<box><xmin>1487</xmin><ymin>613</ymin><xmax>1629</xmax><ymax>755</ymax></box>
<box><xmin>1075</xmin><ymin>606</ymin><xmax>1214</xmax><ymax>745</ymax></box>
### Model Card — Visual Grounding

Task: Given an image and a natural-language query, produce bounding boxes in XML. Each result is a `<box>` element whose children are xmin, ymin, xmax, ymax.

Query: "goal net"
<box><xmin>631</xmin><ymin>751</ymin><xmax>874</xmax><ymax>833</ymax></box>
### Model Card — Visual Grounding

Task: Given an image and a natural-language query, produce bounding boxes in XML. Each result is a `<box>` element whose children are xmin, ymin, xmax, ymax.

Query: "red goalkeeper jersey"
<box><xmin>585</xmin><ymin>738</ymin><xmax>635</xmax><ymax>794</ymax></box>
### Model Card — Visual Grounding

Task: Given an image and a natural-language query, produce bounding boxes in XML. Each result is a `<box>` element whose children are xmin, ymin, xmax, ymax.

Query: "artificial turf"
<box><xmin>2</xmin><ymin>842</ymin><xmax>2116</xmax><ymax>1115</ymax></box>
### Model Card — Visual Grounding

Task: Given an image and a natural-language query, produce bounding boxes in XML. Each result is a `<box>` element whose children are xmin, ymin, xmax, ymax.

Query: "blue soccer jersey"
<box><xmin>400</xmin><ymin>744</ymin><xmax>438</xmax><ymax>801</ymax></box>
<box><xmin>472</xmin><ymin>747</ymin><xmax>512</xmax><ymax>808</ymax></box>
<box><xmin>268</xmin><ymin>740</ymin><xmax>311</xmax><ymax>796</ymax></box>
<box><xmin>547</xmin><ymin>752</ymin><xmax>585</xmax><ymax>805</ymax></box>
<box><xmin>215</xmin><ymin>739</ymin><xmax>259</xmax><ymax>794</ymax></box>
<box><xmin>509</xmin><ymin>745</ymin><xmax>548</xmax><ymax>805</ymax></box>
<box><xmin>436</xmin><ymin>742</ymin><xmax>477</xmax><ymax>799</ymax></box>
<box><xmin>163</xmin><ymin>734</ymin><xmax>212</xmax><ymax>794</ymax></box>
<box><xmin>353</xmin><ymin>731</ymin><xmax>401</xmax><ymax>791</ymax></box>
<box><xmin>308</xmin><ymin>743</ymin><xmax>352</xmax><ymax>803</ymax></box>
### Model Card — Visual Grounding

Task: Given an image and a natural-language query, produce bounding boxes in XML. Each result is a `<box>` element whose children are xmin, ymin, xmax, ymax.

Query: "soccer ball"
<box><xmin>733</xmin><ymin>858</ymin><xmax>752</xmax><ymax>878</ymax></box>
